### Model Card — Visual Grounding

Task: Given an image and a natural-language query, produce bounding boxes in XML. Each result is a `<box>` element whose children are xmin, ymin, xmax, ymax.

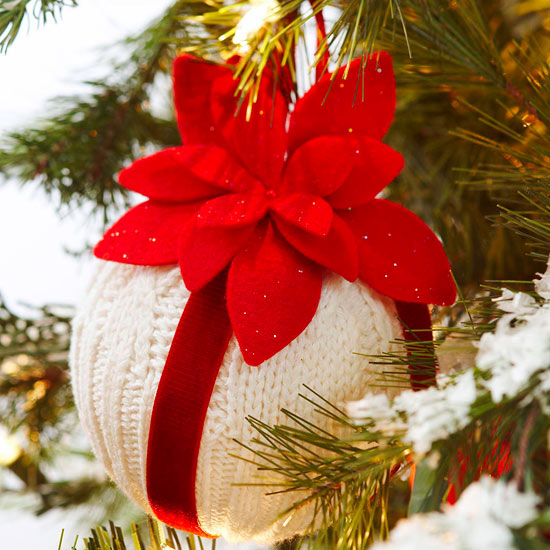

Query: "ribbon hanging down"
<box><xmin>146</xmin><ymin>285</ymin><xmax>434</xmax><ymax>537</ymax></box>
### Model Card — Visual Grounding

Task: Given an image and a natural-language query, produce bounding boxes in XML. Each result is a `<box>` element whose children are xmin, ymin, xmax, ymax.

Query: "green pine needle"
<box><xmin>58</xmin><ymin>519</ymin><xmax>214</xmax><ymax>550</ymax></box>
<box><xmin>0</xmin><ymin>0</ymin><xmax>77</xmax><ymax>53</ymax></box>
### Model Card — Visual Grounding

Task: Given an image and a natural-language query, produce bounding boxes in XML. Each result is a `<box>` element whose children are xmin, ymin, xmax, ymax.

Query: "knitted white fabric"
<box><xmin>70</xmin><ymin>261</ymin><xmax>404</xmax><ymax>543</ymax></box>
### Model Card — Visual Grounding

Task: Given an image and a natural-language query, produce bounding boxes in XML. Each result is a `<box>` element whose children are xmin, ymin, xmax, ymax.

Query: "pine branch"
<box><xmin>242</xmin><ymin>375</ymin><xmax>548</xmax><ymax>547</ymax></box>
<box><xmin>0</xmin><ymin>299</ymin><xmax>123</xmax><ymax>518</ymax></box>
<box><xmin>381</xmin><ymin>1</ymin><xmax>550</xmax><ymax>287</ymax></box>
<box><xmin>57</xmin><ymin>519</ymin><xmax>216</xmax><ymax>550</ymax></box>
<box><xmin>0</xmin><ymin>298</ymin><xmax>72</xmax><ymax>441</ymax></box>
<box><xmin>0</xmin><ymin>0</ymin><xmax>77</xmax><ymax>53</ymax></box>
<box><xmin>381</xmin><ymin>0</ymin><xmax>505</xmax><ymax>89</ymax></box>
<box><xmin>199</xmin><ymin>0</ymin><xmax>407</xmax><ymax>104</ymax></box>
<box><xmin>240</xmin><ymin>387</ymin><xmax>410</xmax><ymax>550</ymax></box>
<box><xmin>448</xmin><ymin>76</ymin><xmax>550</xmax><ymax>263</ymax></box>
<box><xmin>0</xmin><ymin>0</ymin><xmax>217</xmax><ymax>224</ymax></box>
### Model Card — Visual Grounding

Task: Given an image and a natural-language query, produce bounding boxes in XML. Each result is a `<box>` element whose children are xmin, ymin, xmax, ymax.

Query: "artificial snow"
<box><xmin>492</xmin><ymin>287</ymin><xmax>536</xmax><ymax>314</ymax></box>
<box><xmin>477</xmin><ymin>291</ymin><xmax>550</xmax><ymax>403</ymax></box>
<box><xmin>393</xmin><ymin>370</ymin><xmax>476</xmax><ymax>455</ymax></box>
<box><xmin>347</xmin><ymin>370</ymin><xmax>476</xmax><ymax>455</ymax></box>
<box><xmin>534</xmin><ymin>257</ymin><xmax>550</xmax><ymax>300</ymax></box>
<box><xmin>372</xmin><ymin>477</ymin><xmax>540</xmax><ymax>550</ymax></box>
<box><xmin>347</xmin><ymin>393</ymin><xmax>397</xmax><ymax>423</ymax></box>
<box><xmin>348</xmin><ymin>260</ymin><xmax>550</xmax><ymax>460</ymax></box>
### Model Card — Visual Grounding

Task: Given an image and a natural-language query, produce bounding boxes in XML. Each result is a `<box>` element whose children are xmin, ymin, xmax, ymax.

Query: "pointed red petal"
<box><xmin>288</xmin><ymin>53</ymin><xmax>396</xmax><ymax>153</ymax></box>
<box><xmin>178</xmin><ymin>217</ymin><xmax>255</xmax><ymax>292</ymax></box>
<box><xmin>273</xmin><ymin>214</ymin><xmax>358</xmax><ymax>281</ymax></box>
<box><xmin>227</xmin><ymin>223</ymin><xmax>322</xmax><ymax>366</ymax></box>
<box><xmin>210</xmin><ymin>72</ymin><xmax>288</xmax><ymax>188</ymax></box>
<box><xmin>94</xmin><ymin>201</ymin><xmax>197</xmax><ymax>265</ymax></box>
<box><xmin>196</xmin><ymin>187</ymin><xmax>268</xmax><ymax>229</ymax></box>
<box><xmin>282</xmin><ymin>136</ymin><xmax>357</xmax><ymax>197</ymax></box>
<box><xmin>327</xmin><ymin>137</ymin><xmax>404</xmax><ymax>209</ymax></box>
<box><xmin>283</xmin><ymin>135</ymin><xmax>404</xmax><ymax>206</ymax></box>
<box><xmin>119</xmin><ymin>146</ymin><xmax>255</xmax><ymax>202</ymax></box>
<box><xmin>183</xmin><ymin>146</ymin><xmax>259</xmax><ymax>193</ymax></box>
<box><xmin>340</xmin><ymin>200</ymin><xmax>456</xmax><ymax>305</ymax></box>
<box><xmin>270</xmin><ymin>193</ymin><xmax>333</xmax><ymax>236</ymax></box>
<box><xmin>173</xmin><ymin>55</ymin><xmax>232</xmax><ymax>145</ymax></box>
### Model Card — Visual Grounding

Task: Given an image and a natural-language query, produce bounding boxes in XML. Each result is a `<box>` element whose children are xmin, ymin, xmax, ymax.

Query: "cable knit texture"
<box><xmin>70</xmin><ymin>261</ymin><xmax>404</xmax><ymax>543</ymax></box>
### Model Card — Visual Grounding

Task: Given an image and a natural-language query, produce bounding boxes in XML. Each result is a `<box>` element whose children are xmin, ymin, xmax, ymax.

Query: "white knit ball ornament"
<box><xmin>70</xmin><ymin>260</ymin><xmax>405</xmax><ymax>543</ymax></box>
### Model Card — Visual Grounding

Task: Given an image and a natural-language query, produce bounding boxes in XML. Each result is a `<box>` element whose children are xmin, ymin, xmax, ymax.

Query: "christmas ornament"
<box><xmin>70</xmin><ymin>52</ymin><xmax>455</xmax><ymax>543</ymax></box>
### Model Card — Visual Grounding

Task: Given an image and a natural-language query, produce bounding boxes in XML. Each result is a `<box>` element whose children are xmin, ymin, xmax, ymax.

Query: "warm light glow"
<box><xmin>233</xmin><ymin>0</ymin><xmax>280</xmax><ymax>53</ymax></box>
<box><xmin>0</xmin><ymin>429</ymin><xmax>22</xmax><ymax>467</ymax></box>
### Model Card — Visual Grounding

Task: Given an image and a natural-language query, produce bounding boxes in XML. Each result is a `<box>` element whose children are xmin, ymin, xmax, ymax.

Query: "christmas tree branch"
<box><xmin>0</xmin><ymin>0</ymin><xmax>77</xmax><ymax>53</ymax></box>
<box><xmin>383</xmin><ymin>0</ymin><xmax>550</xmax><ymax>287</ymax></box>
<box><xmin>0</xmin><ymin>299</ymin><xmax>133</xmax><ymax>519</ymax></box>
<box><xmin>197</xmin><ymin>0</ymin><xmax>405</xmax><ymax>103</ymax></box>
<box><xmin>57</xmin><ymin>519</ymin><xmax>216</xmax><ymax>550</ymax></box>
<box><xmin>243</xmin><ymin>279</ymin><xmax>550</xmax><ymax>545</ymax></box>
<box><xmin>0</xmin><ymin>0</ymin><xmax>219</xmax><ymax>224</ymax></box>
<box><xmin>238</xmin><ymin>386</ymin><xmax>410</xmax><ymax>549</ymax></box>
<box><xmin>0</xmin><ymin>298</ymin><xmax>72</xmax><ymax>440</ymax></box>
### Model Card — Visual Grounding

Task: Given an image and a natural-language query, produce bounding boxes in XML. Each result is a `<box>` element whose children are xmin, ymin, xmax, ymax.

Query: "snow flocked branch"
<box><xmin>349</xmin><ymin>259</ymin><xmax>550</xmax><ymax>458</ymax></box>
<box><xmin>371</xmin><ymin>476</ymin><xmax>540</xmax><ymax>550</ymax></box>
<box><xmin>244</xmin><ymin>260</ymin><xmax>550</xmax><ymax>548</ymax></box>
<box><xmin>342</xmin><ymin>260</ymin><xmax>550</xmax><ymax>548</ymax></box>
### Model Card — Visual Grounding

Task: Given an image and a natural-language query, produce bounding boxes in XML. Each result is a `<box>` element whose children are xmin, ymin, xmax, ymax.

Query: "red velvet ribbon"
<box><xmin>146</xmin><ymin>270</ymin><xmax>232</xmax><ymax>537</ymax></box>
<box><xmin>395</xmin><ymin>301</ymin><xmax>435</xmax><ymax>390</ymax></box>
<box><xmin>310</xmin><ymin>0</ymin><xmax>330</xmax><ymax>81</ymax></box>
<box><xmin>146</xmin><ymin>285</ymin><xmax>434</xmax><ymax>536</ymax></box>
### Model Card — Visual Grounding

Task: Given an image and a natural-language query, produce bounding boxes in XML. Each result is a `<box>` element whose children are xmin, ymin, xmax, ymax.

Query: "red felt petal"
<box><xmin>283</xmin><ymin>135</ymin><xmax>404</xmax><ymax>206</ymax></box>
<box><xmin>270</xmin><ymin>193</ymin><xmax>333</xmax><ymax>236</ymax></box>
<box><xmin>282</xmin><ymin>136</ymin><xmax>358</xmax><ymax>197</ymax></box>
<box><xmin>173</xmin><ymin>55</ymin><xmax>232</xmax><ymax>145</ymax></box>
<box><xmin>178</xmin><ymin>217</ymin><xmax>255</xmax><ymax>292</ymax></box>
<box><xmin>327</xmin><ymin>136</ymin><xmax>404</xmax><ymax>209</ymax></box>
<box><xmin>210</xmin><ymin>72</ymin><xmax>288</xmax><ymax>188</ymax></box>
<box><xmin>119</xmin><ymin>146</ymin><xmax>256</xmax><ymax>202</ymax></box>
<box><xmin>227</xmin><ymin>223</ymin><xmax>322</xmax><ymax>366</ymax></box>
<box><xmin>273</xmin><ymin>214</ymin><xmax>358</xmax><ymax>281</ymax></box>
<box><xmin>184</xmin><ymin>146</ymin><xmax>259</xmax><ymax>193</ymax></box>
<box><xmin>340</xmin><ymin>200</ymin><xmax>456</xmax><ymax>305</ymax></box>
<box><xmin>196</xmin><ymin>186</ymin><xmax>268</xmax><ymax>229</ymax></box>
<box><xmin>288</xmin><ymin>53</ymin><xmax>396</xmax><ymax>153</ymax></box>
<box><xmin>94</xmin><ymin>201</ymin><xmax>197</xmax><ymax>265</ymax></box>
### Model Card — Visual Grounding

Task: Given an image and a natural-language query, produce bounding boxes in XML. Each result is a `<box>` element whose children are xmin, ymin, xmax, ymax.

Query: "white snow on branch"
<box><xmin>491</xmin><ymin>287</ymin><xmax>536</xmax><ymax>314</ymax></box>
<box><xmin>394</xmin><ymin>370</ymin><xmax>476</xmax><ymax>455</ymax></box>
<box><xmin>477</xmin><ymin>270</ymin><xmax>550</xmax><ymax>402</ymax></box>
<box><xmin>534</xmin><ymin>257</ymin><xmax>550</xmax><ymax>300</ymax></box>
<box><xmin>347</xmin><ymin>370</ymin><xmax>476</xmax><ymax>456</ymax></box>
<box><xmin>349</xmin><ymin>260</ymin><xmax>550</xmax><ymax>455</ymax></box>
<box><xmin>371</xmin><ymin>477</ymin><xmax>540</xmax><ymax>550</ymax></box>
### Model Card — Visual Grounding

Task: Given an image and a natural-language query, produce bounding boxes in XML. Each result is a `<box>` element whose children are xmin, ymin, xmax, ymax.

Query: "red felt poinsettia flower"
<box><xmin>95</xmin><ymin>52</ymin><xmax>455</xmax><ymax>366</ymax></box>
